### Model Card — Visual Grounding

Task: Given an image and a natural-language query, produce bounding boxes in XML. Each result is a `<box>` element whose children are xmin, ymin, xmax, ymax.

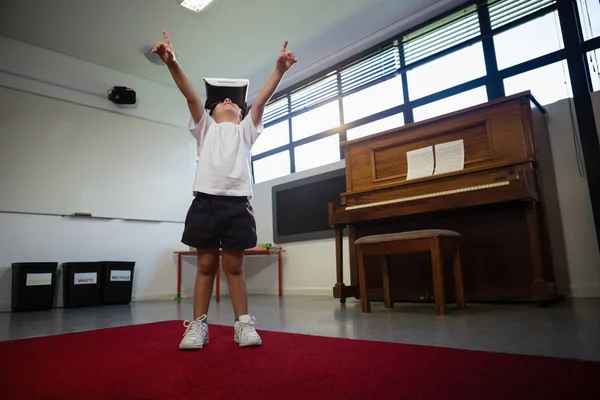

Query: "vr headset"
<box><xmin>203</xmin><ymin>78</ymin><xmax>249</xmax><ymax>118</ymax></box>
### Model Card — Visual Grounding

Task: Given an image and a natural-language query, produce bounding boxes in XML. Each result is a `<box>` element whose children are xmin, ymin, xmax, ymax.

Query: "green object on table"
<box><xmin>258</xmin><ymin>243</ymin><xmax>272</xmax><ymax>249</ymax></box>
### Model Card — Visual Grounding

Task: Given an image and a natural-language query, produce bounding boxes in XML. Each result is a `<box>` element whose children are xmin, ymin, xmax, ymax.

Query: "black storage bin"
<box><xmin>100</xmin><ymin>261</ymin><xmax>135</xmax><ymax>305</ymax></box>
<box><xmin>11</xmin><ymin>262</ymin><xmax>58</xmax><ymax>312</ymax></box>
<box><xmin>62</xmin><ymin>262</ymin><xmax>103</xmax><ymax>307</ymax></box>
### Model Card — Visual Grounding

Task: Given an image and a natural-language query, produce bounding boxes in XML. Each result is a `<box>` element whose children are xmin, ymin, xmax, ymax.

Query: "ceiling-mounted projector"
<box><xmin>108</xmin><ymin>86</ymin><xmax>136</xmax><ymax>105</ymax></box>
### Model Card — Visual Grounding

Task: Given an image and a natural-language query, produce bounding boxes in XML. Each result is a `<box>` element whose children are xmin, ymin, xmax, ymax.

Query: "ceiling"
<box><xmin>0</xmin><ymin>0</ymin><xmax>463</xmax><ymax>101</ymax></box>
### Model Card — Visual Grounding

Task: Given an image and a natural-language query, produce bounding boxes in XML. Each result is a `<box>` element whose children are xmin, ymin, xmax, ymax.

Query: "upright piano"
<box><xmin>328</xmin><ymin>91</ymin><xmax>566</xmax><ymax>305</ymax></box>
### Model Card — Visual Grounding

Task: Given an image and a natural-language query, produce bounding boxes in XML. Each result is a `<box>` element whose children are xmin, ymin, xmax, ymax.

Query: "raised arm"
<box><xmin>251</xmin><ymin>40</ymin><xmax>297</xmax><ymax>126</ymax></box>
<box><xmin>152</xmin><ymin>30</ymin><xmax>204</xmax><ymax>124</ymax></box>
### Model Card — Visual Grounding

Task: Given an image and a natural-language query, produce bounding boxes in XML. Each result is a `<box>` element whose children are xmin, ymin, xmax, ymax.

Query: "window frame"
<box><xmin>250</xmin><ymin>0</ymin><xmax>599</xmax><ymax>185</ymax></box>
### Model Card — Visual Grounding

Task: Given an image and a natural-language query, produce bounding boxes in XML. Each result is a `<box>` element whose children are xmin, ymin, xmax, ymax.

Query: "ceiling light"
<box><xmin>180</xmin><ymin>0</ymin><xmax>214</xmax><ymax>13</ymax></box>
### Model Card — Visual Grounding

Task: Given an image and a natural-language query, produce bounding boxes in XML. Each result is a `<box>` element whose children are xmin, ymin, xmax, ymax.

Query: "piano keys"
<box><xmin>329</xmin><ymin>91</ymin><xmax>566</xmax><ymax>305</ymax></box>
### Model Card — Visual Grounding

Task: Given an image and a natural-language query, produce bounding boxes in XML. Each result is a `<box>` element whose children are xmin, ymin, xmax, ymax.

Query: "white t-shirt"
<box><xmin>188</xmin><ymin>111</ymin><xmax>263</xmax><ymax>197</ymax></box>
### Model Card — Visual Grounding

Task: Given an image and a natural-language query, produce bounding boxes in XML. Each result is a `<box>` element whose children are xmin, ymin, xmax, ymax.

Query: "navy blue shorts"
<box><xmin>181</xmin><ymin>192</ymin><xmax>257</xmax><ymax>250</ymax></box>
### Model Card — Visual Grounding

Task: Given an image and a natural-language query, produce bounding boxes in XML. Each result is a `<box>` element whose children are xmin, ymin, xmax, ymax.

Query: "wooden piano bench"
<box><xmin>355</xmin><ymin>229</ymin><xmax>467</xmax><ymax>315</ymax></box>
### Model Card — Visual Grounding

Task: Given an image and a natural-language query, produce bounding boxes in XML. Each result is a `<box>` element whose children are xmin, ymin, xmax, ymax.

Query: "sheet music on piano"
<box><xmin>434</xmin><ymin>139</ymin><xmax>465</xmax><ymax>175</ymax></box>
<box><xmin>406</xmin><ymin>146</ymin><xmax>434</xmax><ymax>180</ymax></box>
<box><xmin>405</xmin><ymin>140</ymin><xmax>464</xmax><ymax>180</ymax></box>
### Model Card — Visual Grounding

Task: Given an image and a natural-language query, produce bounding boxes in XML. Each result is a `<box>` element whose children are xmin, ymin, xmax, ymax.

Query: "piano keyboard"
<box><xmin>345</xmin><ymin>181</ymin><xmax>510</xmax><ymax>210</ymax></box>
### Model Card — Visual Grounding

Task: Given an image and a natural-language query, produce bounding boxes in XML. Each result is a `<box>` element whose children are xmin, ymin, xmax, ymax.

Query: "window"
<box><xmin>577</xmin><ymin>0</ymin><xmax>600</xmax><ymax>41</ymax></box>
<box><xmin>503</xmin><ymin>60</ymin><xmax>572</xmax><ymax>105</ymax></box>
<box><xmin>290</xmin><ymin>73</ymin><xmax>338</xmax><ymax>113</ymax></box>
<box><xmin>251</xmin><ymin>121</ymin><xmax>289</xmax><ymax>156</ymax></box>
<box><xmin>262</xmin><ymin>97</ymin><xmax>289</xmax><ymax>126</ymax></box>
<box><xmin>488</xmin><ymin>0</ymin><xmax>555</xmax><ymax>30</ymax></box>
<box><xmin>587</xmin><ymin>49</ymin><xmax>600</xmax><ymax>92</ymax></box>
<box><xmin>413</xmin><ymin>86</ymin><xmax>488</xmax><ymax>122</ymax></box>
<box><xmin>403</xmin><ymin>4</ymin><xmax>480</xmax><ymax>66</ymax></box>
<box><xmin>340</xmin><ymin>46</ymin><xmax>400</xmax><ymax>93</ymax></box>
<box><xmin>294</xmin><ymin>134</ymin><xmax>341</xmax><ymax>172</ymax></box>
<box><xmin>291</xmin><ymin>100</ymin><xmax>340</xmax><ymax>141</ymax></box>
<box><xmin>342</xmin><ymin>76</ymin><xmax>403</xmax><ymax>123</ymax></box>
<box><xmin>252</xmin><ymin>151</ymin><xmax>291</xmax><ymax>184</ymax></box>
<box><xmin>407</xmin><ymin>43</ymin><xmax>487</xmax><ymax>100</ymax></box>
<box><xmin>493</xmin><ymin>11</ymin><xmax>564</xmax><ymax>70</ymax></box>
<box><xmin>346</xmin><ymin>113</ymin><xmax>405</xmax><ymax>141</ymax></box>
<box><xmin>252</xmin><ymin>0</ymin><xmax>592</xmax><ymax>181</ymax></box>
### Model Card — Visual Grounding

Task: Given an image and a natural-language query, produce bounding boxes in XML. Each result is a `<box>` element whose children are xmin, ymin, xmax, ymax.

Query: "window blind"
<box><xmin>290</xmin><ymin>73</ymin><xmax>338</xmax><ymax>113</ymax></box>
<box><xmin>262</xmin><ymin>0</ymin><xmax>558</xmax><ymax>126</ymax></box>
<box><xmin>488</xmin><ymin>0</ymin><xmax>556</xmax><ymax>30</ymax></box>
<box><xmin>340</xmin><ymin>45</ymin><xmax>401</xmax><ymax>93</ymax></box>
<box><xmin>403</xmin><ymin>4</ymin><xmax>480</xmax><ymax>67</ymax></box>
<box><xmin>263</xmin><ymin>96</ymin><xmax>289</xmax><ymax>125</ymax></box>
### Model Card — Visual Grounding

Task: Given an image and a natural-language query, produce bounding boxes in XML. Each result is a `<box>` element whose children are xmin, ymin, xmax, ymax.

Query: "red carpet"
<box><xmin>0</xmin><ymin>320</ymin><xmax>597</xmax><ymax>399</ymax></box>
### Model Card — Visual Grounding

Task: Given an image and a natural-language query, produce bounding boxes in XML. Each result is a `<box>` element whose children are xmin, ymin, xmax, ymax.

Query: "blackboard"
<box><xmin>271</xmin><ymin>168</ymin><xmax>346</xmax><ymax>243</ymax></box>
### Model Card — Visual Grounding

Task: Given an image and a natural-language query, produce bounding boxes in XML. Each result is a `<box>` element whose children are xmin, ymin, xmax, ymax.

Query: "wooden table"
<box><xmin>173</xmin><ymin>248</ymin><xmax>284</xmax><ymax>301</ymax></box>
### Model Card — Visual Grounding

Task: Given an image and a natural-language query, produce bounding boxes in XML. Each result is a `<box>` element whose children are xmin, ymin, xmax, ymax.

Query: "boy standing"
<box><xmin>152</xmin><ymin>30</ymin><xmax>297</xmax><ymax>349</ymax></box>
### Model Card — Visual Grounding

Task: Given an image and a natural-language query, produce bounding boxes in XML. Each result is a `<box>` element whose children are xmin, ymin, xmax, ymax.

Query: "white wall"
<box><xmin>0</xmin><ymin>36</ymin><xmax>193</xmax><ymax>311</ymax></box>
<box><xmin>0</xmin><ymin>35</ymin><xmax>343</xmax><ymax>311</ymax></box>
<box><xmin>0</xmin><ymin>214</ymin><xmax>186</xmax><ymax>306</ymax></box>
<box><xmin>247</xmin><ymin>161</ymin><xmax>352</xmax><ymax>297</ymax></box>
<box><xmin>543</xmin><ymin>93</ymin><xmax>600</xmax><ymax>297</ymax></box>
<box><xmin>0</xmin><ymin>35</ymin><xmax>188</xmax><ymax>127</ymax></box>
<box><xmin>0</xmin><ymin>34</ymin><xmax>343</xmax><ymax>312</ymax></box>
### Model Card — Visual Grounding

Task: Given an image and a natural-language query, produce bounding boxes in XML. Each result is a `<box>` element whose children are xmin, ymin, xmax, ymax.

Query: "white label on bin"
<box><xmin>74</xmin><ymin>272</ymin><xmax>97</xmax><ymax>285</ymax></box>
<box><xmin>26</xmin><ymin>273</ymin><xmax>52</xmax><ymax>286</ymax></box>
<box><xmin>110</xmin><ymin>270</ymin><xmax>131</xmax><ymax>282</ymax></box>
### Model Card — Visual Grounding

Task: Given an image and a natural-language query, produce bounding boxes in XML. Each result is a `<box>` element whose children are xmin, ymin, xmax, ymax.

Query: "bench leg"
<box><xmin>453</xmin><ymin>239</ymin><xmax>467</xmax><ymax>310</ymax></box>
<box><xmin>357</xmin><ymin>245</ymin><xmax>370</xmax><ymax>313</ymax></box>
<box><xmin>430</xmin><ymin>237</ymin><xmax>446</xmax><ymax>315</ymax></box>
<box><xmin>382</xmin><ymin>255</ymin><xmax>393</xmax><ymax>308</ymax></box>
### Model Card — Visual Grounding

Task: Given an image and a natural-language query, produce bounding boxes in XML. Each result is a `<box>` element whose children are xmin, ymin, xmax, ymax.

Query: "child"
<box><xmin>152</xmin><ymin>30</ymin><xmax>297</xmax><ymax>350</ymax></box>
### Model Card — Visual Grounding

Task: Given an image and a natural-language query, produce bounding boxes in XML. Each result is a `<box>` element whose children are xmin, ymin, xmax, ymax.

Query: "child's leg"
<box><xmin>193</xmin><ymin>249</ymin><xmax>219</xmax><ymax>319</ymax></box>
<box><xmin>181</xmin><ymin>193</ymin><xmax>221</xmax><ymax>319</ymax></box>
<box><xmin>221</xmin><ymin>249</ymin><xmax>247</xmax><ymax>318</ymax></box>
<box><xmin>222</xmin><ymin>249</ymin><xmax>261</xmax><ymax>346</ymax></box>
<box><xmin>220</xmin><ymin>198</ymin><xmax>256</xmax><ymax>319</ymax></box>
<box><xmin>179</xmin><ymin>193</ymin><xmax>220</xmax><ymax>350</ymax></box>
<box><xmin>220</xmin><ymin>198</ymin><xmax>262</xmax><ymax>346</ymax></box>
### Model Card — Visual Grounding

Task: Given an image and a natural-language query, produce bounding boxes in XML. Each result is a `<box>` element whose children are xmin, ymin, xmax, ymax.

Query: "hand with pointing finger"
<box><xmin>152</xmin><ymin>29</ymin><xmax>176</xmax><ymax>65</ymax></box>
<box><xmin>276</xmin><ymin>40</ymin><xmax>297</xmax><ymax>74</ymax></box>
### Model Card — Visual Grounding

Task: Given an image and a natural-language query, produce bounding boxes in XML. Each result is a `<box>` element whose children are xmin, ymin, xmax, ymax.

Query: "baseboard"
<box><xmin>280</xmin><ymin>287</ymin><xmax>332</xmax><ymax>296</ymax></box>
<box><xmin>217</xmin><ymin>288</ymin><xmax>332</xmax><ymax>296</ymax></box>
<box><xmin>569</xmin><ymin>285</ymin><xmax>600</xmax><ymax>298</ymax></box>
<box><xmin>131</xmin><ymin>292</ymin><xmax>179</xmax><ymax>302</ymax></box>
<box><xmin>0</xmin><ymin>300</ymin><xmax>10</xmax><ymax>312</ymax></box>
<box><xmin>0</xmin><ymin>288</ymin><xmax>333</xmax><ymax>312</ymax></box>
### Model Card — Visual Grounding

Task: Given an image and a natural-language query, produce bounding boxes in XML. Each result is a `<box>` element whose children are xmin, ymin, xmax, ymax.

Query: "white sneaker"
<box><xmin>234</xmin><ymin>314</ymin><xmax>262</xmax><ymax>347</ymax></box>
<box><xmin>179</xmin><ymin>315</ymin><xmax>209</xmax><ymax>350</ymax></box>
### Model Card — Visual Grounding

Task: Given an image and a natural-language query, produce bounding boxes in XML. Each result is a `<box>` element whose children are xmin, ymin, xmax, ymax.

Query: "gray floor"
<box><xmin>1</xmin><ymin>295</ymin><xmax>599</xmax><ymax>362</ymax></box>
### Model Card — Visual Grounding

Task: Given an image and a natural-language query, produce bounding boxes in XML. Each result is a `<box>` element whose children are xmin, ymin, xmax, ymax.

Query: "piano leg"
<box><xmin>525</xmin><ymin>200</ymin><xmax>562</xmax><ymax>306</ymax></box>
<box><xmin>333</xmin><ymin>224</ymin><xmax>347</xmax><ymax>304</ymax></box>
<box><xmin>382</xmin><ymin>255</ymin><xmax>393</xmax><ymax>308</ymax></box>
<box><xmin>348</xmin><ymin>226</ymin><xmax>360</xmax><ymax>300</ymax></box>
<box><xmin>332</xmin><ymin>224</ymin><xmax>360</xmax><ymax>304</ymax></box>
<box><xmin>430</xmin><ymin>237</ymin><xmax>447</xmax><ymax>315</ymax></box>
<box><xmin>453</xmin><ymin>239</ymin><xmax>467</xmax><ymax>311</ymax></box>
